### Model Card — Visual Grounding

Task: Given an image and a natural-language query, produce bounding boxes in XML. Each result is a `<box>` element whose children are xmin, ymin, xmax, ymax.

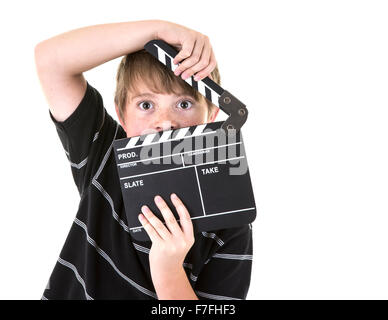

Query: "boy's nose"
<box><xmin>154</xmin><ymin>119</ymin><xmax>179</xmax><ymax>132</ymax></box>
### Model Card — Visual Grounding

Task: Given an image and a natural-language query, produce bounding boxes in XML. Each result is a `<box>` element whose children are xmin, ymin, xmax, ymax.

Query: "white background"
<box><xmin>0</xmin><ymin>0</ymin><xmax>387</xmax><ymax>300</ymax></box>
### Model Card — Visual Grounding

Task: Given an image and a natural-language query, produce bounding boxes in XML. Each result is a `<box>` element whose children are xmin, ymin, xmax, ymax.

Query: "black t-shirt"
<box><xmin>42</xmin><ymin>81</ymin><xmax>253</xmax><ymax>300</ymax></box>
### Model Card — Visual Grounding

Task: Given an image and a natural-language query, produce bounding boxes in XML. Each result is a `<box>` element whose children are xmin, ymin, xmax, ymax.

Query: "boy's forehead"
<box><xmin>128</xmin><ymin>80</ymin><xmax>191</xmax><ymax>100</ymax></box>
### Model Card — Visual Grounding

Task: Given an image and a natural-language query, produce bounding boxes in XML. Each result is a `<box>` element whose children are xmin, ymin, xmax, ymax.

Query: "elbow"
<box><xmin>34</xmin><ymin>41</ymin><xmax>49</xmax><ymax>71</ymax></box>
<box><xmin>34</xmin><ymin>40</ymin><xmax>58</xmax><ymax>73</ymax></box>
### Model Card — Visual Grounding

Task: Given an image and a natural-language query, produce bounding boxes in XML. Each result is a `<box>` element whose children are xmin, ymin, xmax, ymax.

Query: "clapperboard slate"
<box><xmin>113</xmin><ymin>40</ymin><xmax>256</xmax><ymax>241</ymax></box>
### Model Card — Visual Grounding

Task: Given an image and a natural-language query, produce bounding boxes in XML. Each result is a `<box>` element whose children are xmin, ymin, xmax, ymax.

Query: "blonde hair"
<box><xmin>114</xmin><ymin>49</ymin><xmax>221</xmax><ymax>123</ymax></box>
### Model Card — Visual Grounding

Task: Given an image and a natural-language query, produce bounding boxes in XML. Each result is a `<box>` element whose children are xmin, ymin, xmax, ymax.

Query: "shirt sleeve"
<box><xmin>48</xmin><ymin>81</ymin><xmax>118</xmax><ymax>196</ymax></box>
<box><xmin>194</xmin><ymin>223</ymin><xmax>253</xmax><ymax>300</ymax></box>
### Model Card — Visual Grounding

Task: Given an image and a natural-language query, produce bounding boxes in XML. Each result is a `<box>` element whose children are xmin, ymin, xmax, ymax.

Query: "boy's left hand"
<box><xmin>138</xmin><ymin>193</ymin><xmax>195</xmax><ymax>283</ymax></box>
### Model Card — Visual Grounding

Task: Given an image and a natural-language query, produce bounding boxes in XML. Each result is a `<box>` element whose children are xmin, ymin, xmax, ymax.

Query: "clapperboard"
<box><xmin>113</xmin><ymin>40</ymin><xmax>256</xmax><ymax>241</ymax></box>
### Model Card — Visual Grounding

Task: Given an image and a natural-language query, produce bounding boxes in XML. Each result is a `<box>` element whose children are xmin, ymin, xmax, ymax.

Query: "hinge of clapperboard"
<box><xmin>144</xmin><ymin>40</ymin><xmax>248</xmax><ymax>132</ymax></box>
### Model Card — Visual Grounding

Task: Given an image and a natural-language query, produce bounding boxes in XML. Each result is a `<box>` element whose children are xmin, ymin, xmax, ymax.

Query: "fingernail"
<box><xmin>174</xmin><ymin>69</ymin><xmax>180</xmax><ymax>75</ymax></box>
<box><xmin>155</xmin><ymin>195</ymin><xmax>162</xmax><ymax>202</ymax></box>
<box><xmin>171</xmin><ymin>193</ymin><xmax>177</xmax><ymax>199</ymax></box>
<box><xmin>141</xmin><ymin>205</ymin><xmax>147</xmax><ymax>212</ymax></box>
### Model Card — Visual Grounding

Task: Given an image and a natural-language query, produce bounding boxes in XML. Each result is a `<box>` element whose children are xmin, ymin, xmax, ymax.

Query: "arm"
<box><xmin>34</xmin><ymin>19</ymin><xmax>216</xmax><ymax>123</ymax></box>
<box><xmin>138</xmin><ymin>194</ymin><xmax>198</xmax><ymax>300</ymax></box>
<box><xmin>152</xmin><ymin>267</ymin><xmax>199</xmax><ymax>300</ymax></box>
<box><xmin>34</xmin><ymin>20</ymin><xmax>162</xmax><ymax>122</ymax></box>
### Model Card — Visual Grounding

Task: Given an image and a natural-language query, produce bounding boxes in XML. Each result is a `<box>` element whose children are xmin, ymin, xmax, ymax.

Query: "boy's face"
<box><xmin>115</xmin><ymin>80</ymin><xmax>219</xmax><ymax>138</ymax></box>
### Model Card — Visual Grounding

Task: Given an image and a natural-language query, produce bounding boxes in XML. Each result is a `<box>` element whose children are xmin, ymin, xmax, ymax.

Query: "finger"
<box><xmin>173</xmin><ymin>36</ymin><xmax>204</xmax><ymax>77</ymax></box>
<box><xmin>193</xmin><ymin>50</ymin><xmax>217</xmax><ymax>82</ymax></box>
<box><xmin>154</xmin><ymin>195</ymin><xmax>183</xmax><ymax>237</ymax></box>
<box><xmin>170</xmin><ymin>193</ymin><xmax>194</xmax><ymax>238</ymax></box>
<box><xmin>141</xmin><ymin>205</ymin><xmax>171</xmax><ymax>240</ymax></box>
<box><xmin>175</xmin><ymin>37</ymin><xmax>205</xmax><ymax>80</ymax></box>
<box><xmin>173</xmin><ymin>37</ymin><xmax>195</xmax><ymax>67</ymax></box>
<box><xmin>138</xmin><ymin>213</ymin><xmax>160</xmax><ymax>243</ymax></box>
<box><xmin>182</xmin><ymin>40</ymin><xmax>212</xmax><ymax>80</ymax></box>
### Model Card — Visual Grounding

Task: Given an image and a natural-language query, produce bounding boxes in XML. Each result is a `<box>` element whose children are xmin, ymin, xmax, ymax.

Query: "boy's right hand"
<box><xmin>155</xmin><ymin>20</ymin><xmax>217</xmax><ymax>82</ymax></box>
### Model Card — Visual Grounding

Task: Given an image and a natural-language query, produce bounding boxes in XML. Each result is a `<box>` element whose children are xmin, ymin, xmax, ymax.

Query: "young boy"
<box><xmin>35</xmin><ymin>19</ymin><xmax>253</xmax><ymax>300</ymax></box>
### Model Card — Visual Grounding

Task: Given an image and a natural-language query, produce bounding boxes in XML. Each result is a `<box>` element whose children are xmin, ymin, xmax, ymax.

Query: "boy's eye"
<box><xmin>177</xmin><ymin>99</ymin><xmax>193</xmax><ymax>110</ymax></box>
<box><xmin>138</xmin><ymin>101</ymin><xmax>153</xmax><ymax>111</ymax></box>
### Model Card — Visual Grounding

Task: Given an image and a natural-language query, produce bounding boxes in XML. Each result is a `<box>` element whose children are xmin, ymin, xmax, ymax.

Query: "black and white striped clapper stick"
<box><xmin>144</xmin><ymin>40</ymin><xmax>248</xmax><ymax>132</ymax></box>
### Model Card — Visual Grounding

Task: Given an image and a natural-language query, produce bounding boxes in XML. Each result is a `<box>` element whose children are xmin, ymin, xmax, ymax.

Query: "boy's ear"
<box><xmin>115</xmin><ymin>104</ymin><xmax>127</xmax><ymax>130</ymax></box>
